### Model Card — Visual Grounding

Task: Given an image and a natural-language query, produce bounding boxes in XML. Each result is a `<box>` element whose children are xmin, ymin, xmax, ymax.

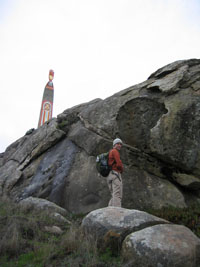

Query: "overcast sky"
<box><xmin>0</xmin><ymin>0</ymin><xmax>200</xmax><ymax>153</ymax></box>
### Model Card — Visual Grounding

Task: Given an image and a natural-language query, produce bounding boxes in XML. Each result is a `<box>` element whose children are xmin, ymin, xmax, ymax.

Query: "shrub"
<box><xmin>146</xmin><ymin>203</ymin><xmax>200</xmax><ymax>238</ymax></box>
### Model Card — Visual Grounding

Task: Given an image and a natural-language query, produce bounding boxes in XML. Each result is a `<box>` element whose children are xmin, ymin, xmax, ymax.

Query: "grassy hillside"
<box><xmin>0</xmin><ymin>199</ymin><xmax>122</xmax><ymax>267</ymax></box>
<box><xmin>0</xmin><ymin>199</ymin><xmax>200</xmax><ymax>266</ymax></box>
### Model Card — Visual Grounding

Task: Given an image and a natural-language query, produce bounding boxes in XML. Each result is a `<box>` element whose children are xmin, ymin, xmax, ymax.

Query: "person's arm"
<box><xmin>113</xmin><ymin>149</ymin><xmax>123</xmax><ymax>172</ymax></box>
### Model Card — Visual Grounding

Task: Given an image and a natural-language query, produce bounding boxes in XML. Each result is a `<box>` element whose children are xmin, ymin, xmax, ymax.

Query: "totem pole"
<box><xmin>38</xmin><ymin>70</ymin><xmax>54</xmax><ymax>127</ymax></box>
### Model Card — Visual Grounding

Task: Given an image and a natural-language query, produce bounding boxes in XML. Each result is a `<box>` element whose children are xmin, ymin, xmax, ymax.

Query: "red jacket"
<box><xmin>108</xmin><ymin>148</ymin><xmax>123</xmax><ymax>173</ymax></box>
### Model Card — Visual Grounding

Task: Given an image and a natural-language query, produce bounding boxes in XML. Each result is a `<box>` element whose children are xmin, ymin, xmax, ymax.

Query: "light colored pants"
<box><xmin>107</xmin><ymin>171</ymin><xmax>122</xmax><ymax>207</ymax></box>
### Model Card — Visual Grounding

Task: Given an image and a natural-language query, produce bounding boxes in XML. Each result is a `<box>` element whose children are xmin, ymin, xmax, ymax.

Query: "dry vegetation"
<box><xmin>0</xmin><ymin>199</ymin><xmax>122</xmax><ymax>267</ymax></box>
<box><xmin>1</xmin><ymin>198</ymin><xmax>200</xmax><ymax>266</ymax></box>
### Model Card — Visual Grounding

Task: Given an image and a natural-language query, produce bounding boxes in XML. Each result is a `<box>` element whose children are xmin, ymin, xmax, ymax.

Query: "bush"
<box><xmin>146</xmin><ymin>203</ymin><xmax>200</xmax><ymax>238</ymax></box>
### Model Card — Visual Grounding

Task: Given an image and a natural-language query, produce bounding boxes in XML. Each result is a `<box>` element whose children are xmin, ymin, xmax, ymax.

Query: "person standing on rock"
<box><xmin>107</xmin><ymin>138</ymin><xmax>124</xmax><ymax>207</ymax></box>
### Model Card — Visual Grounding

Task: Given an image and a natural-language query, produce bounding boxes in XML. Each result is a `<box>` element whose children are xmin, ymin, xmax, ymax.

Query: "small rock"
<box><xmin>44</xmin><ymin>226</ymin><xmax>63</xmax><ymax>235</ymax></box>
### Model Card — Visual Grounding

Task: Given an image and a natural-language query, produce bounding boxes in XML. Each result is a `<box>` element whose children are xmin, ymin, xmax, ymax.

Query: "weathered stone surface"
<box><xmin>147</xmin><ymin>65</ymin><xmax>188</xmax><ymax>94</ymax></box>
<box><xmin>122</xmin><ymin>224</ymin><xmax>200</xmax><ymax>267</ymax></box>
<box><xmin>50</xmin><ymin>212</ymin><xmax>71</xmax><ymax>224</ymax></box>
<box><xmin>18</xmin><ymin>138</ymin><xmax>78</xmax><ymax>207</ymax></box>
<box><xmin>123</xmin><ymin>168</ymin><xmax>187</xmax><ymax>210</ymax></box>
<box><xmin>44</xmin><ymin>225</ymin><xmax>63</xmax><ymax>235</ymax></box>
<box><xmin>172</xmin><ymin>172</ymin><xmax>200</xmax><ymax>190</ymax></box>
<box><xmin>148</xmin><ymin>59</ymin><xmax>200</xmax><ymax>80</ymax></box>
<box><xmin>62</xmin><ymin>150</ymin><xmax>109</xmax><ymax>214</ymax></box>
<box><xmin>3</xmin><ymin>119</ymin><xmax>65</xmax><ymax>167</ymax></box>
<box><xmin>3</xmin><ymin>59</ymin><xmax>200</xmax><ymax>265</ymax></box>
<box><xmin>82</xmin><ymin>207</ymin><xmax>200</xmax><ymax>266</ymax></box>
<box><xmin>68</xmin><ymin>120</ymin><xmax>112</xmax><ymax>156</ymax></box>
<box><xmin>0</xmin><ymin>161</ymin><xmax>22</xmax><ymax>196</ymax></box>
<box><xmin>19</xmin><ymin>197</ymin><xmax>71</xmax><ymax>224</ymax></box>
<box><xmin>0</xmin><ymin>153</ymin><xmax>3</xmax><ymax>167</ymax></box>
<box><xmin>149</xmin><ymin>92</ymin><xmax>200</xmax><ymax>172</ymax></box>
<box><xmin>81</xmin><ymin>207</ymin><xmax>169</xmax><ymax>246</ymax></box>
<box><xmin>117</xmin><ymin>97</ymin><xmax>168</xmax><ymax>151</ymax></box>
<box><xmin>19</xmin><ymin>197</ymin><xmax>68</xmax><ymax>217</ymax></box>
<box><xmin>1</xmin><ymin>59</ymin><xmax>200</xmax><ymax>214</ymax></box>
<box><xmin>0</xmin><ymin>119</ymin><xmax>66</xmax><ymax>198</ymax></box>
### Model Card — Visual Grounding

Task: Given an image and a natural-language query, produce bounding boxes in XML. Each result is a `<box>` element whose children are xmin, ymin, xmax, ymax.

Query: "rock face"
<box><xmin>1</xmin><ymin>59</ymin><xmax>200</xmax><ymax>214</ymax></box>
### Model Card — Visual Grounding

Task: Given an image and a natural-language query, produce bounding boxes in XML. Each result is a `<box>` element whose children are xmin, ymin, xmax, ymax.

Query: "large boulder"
<box><xmin>1</xmin><ymin>59</ymin><xmax>200</xmax><ymax>213</ymax></box>
<box><xmin>82</xmin><ymin>207</ymin><xmax>200</xmax><ymax>267</ymax></box>
<box><xmin>81</xmin><ymin>207</ymin><xmax>169</xmax><ymax>249</ymax></box>
<box><xmin>122</xmin><ymin>224</ymin><xmax>200</xmax><ymax>267</ymax></box>
<box><xmin>19</xmin><ymin>197</ymin><xmax>70</xmax><ymax>224</ymax></box>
